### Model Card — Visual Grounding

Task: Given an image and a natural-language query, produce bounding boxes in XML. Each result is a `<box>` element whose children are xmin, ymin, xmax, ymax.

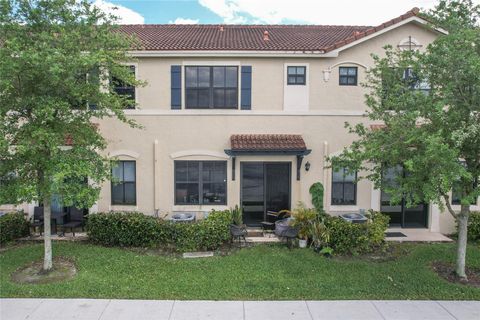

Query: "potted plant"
<box><xmin>290</xmin><ymin>204</ymin><xmax>317</xmax><ymax>248</ymax></box>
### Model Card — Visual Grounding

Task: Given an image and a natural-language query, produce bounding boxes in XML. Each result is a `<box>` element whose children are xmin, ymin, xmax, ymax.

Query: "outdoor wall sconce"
<box><xmin>305</xmin><ymin>161</ymin><xmax>311</xmax><ymax>171</ymax></box>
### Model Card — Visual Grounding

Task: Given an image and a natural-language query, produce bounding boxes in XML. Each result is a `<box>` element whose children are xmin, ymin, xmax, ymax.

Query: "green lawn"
<box><xmin>1</xmin><ymin>242</ymin><xmax>479</xmax><ymax>300</ymax></box>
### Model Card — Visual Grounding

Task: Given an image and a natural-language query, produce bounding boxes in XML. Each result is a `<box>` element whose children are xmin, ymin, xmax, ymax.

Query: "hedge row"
<box><xmin>324</xmin><ymin>211</ymin><xmax>389</xmax><ymax>255</ymax></box>
<box><xmin>0</xmin><ymin>211</ymin><xmax>30</xmax><ymax>244</ymax></box>
<box><xmin>86</xmin><ymin>210</ymin><xmax>232</xmax><ymax>252</ymax></box>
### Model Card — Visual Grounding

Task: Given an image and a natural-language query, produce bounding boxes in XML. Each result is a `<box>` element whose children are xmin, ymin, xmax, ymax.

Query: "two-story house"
<box><xmin>4</xmin><ymin>8</ymin><xmax>478</xmax><ymax>234</ymax></box>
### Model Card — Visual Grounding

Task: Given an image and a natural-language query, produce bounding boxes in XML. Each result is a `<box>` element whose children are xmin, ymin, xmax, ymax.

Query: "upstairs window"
<box><xmin>112</xmin><ymin>65</ymin><xmax>136</xmax><ymax>109</ymax></box>
<box><xmin>185</xmin><ymin>66</ymin><xmax>238</xmax><ymax>109</ymax></box>
<box><xmin>111</xmin><ymin>161</ymin><xmax>136</xmax><ymax>205</ymax></box>
<box><xmin>339</xmin><ymin>67</ymin><xmax>358</xmax><ymax>86</ymax></box>
<box><xmin>287</xmin><ymin>66</ymin><xmax>306</xmax><ymax>85</ymax></box>
<box><xmin>332</xmin><ymin>167</ymin><xmax>357</xmax><ymax>205</ymax></box>
<box><xmin>175</xmin><ymin>161</ymin><xmax>227</xmax><ymax>205</ymax></box>
<box><xmin>403</xmin><ymin>68</ymin><xmax>430</xmax><ymax>94</ymax></box>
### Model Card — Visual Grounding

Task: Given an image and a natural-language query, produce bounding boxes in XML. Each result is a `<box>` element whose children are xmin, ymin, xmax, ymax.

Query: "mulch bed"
<box><xmin>431</xmin><ymin>261</ymin><xmax>480</xmax><ymax>288</ymax></box>
<box><xmin>11</xmin><ymin>257</ymin><xmax>77</xmax><ymax>284</ymax></box>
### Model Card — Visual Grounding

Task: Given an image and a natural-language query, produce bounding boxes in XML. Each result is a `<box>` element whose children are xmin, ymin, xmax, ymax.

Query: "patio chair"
<box><xmin>61</xmin><ymin>207</ymin><xmax>85</xmax><ymax>236</ymax></box>
<box><xmin>30</xmin><ymin>207</ymin><xmax>44</xmax><ymax>236</ymax></box>
<box><xmin>261</xmin><ymin>210</ymin><xmax>290</xmax><ymax>234</ymax></box>
<box><xmin>230</xmin><ymin>224</ymin><xmax>247</xmax><ymax>246</ymax></box>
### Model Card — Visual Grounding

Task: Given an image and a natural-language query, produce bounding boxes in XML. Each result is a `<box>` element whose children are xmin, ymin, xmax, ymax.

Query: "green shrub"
<box><xmin>467</xmin><ymin>211</ymin><xmax>480</xmax><ymax>242</ymax></box>
<box><xmin>86</xmin><ymin>210</ymin><xmax>232</xmax><ymax>252</ymax></box>
<box><xmin>86</xmin><ymin>211</ymin><xmax>165</xmax><ymax>247</ymax></box>
<box><xmin>324</xmin><ymin>211</ymin><xmax>389</xmax><ymax>255</ymax></box>
<box><xmin>0</xmin><ymin>211</ymin><xmax>30</xmax><ymax>244</ymax></box>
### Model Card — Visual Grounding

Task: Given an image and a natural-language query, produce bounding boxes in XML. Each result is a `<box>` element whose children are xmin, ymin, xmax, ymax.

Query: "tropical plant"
<box><xmin>290</xmin><ymin>203</ymin><xmax>318</xmax><ymax>240</ymax></box>
<box><xmin>308</xmin><ymin>219</ymin><xmax>330</xmax><ymax>250</ymax></box>
<box><xmin>309</xmin><ymin>182</ymin><xmax>325</xmax><ymax>214</ymax></box>
<box><xmin>231</xmin><ymin>205</ymin><xmax>243</xmax><ymax>226</ymax></box>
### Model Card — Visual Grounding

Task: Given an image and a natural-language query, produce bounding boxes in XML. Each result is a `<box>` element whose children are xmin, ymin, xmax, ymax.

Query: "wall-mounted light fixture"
<box><xmin>305</xmin><ymin>161</ymin><xmax>311</xmax><ymax>171</ymax></box>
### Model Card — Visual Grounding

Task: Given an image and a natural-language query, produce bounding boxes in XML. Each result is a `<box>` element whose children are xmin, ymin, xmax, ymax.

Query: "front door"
<box><xmin>241</xmin><ymin>162</ymin><xmax>291</xmax><ymax>226</ymax></box>
<box><xmin>380</xmin><ymin>166</ymin><xmax>428</xmax><ymax>228</ymax></box>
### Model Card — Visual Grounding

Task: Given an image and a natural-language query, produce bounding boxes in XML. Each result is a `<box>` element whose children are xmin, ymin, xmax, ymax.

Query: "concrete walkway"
<box><xmin>1</xmin><ymin>299</ymin><xmax>479</xmax><ymax>320</ymax></box>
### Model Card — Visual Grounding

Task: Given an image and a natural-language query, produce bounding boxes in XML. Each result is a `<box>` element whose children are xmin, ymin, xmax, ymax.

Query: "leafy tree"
<box><xmin>330</xmin><ymin>0</ymin><xmax>479</xmax><ymax>279</ymax></box>
<box><xmin>0</xmin><ymin>0</ymin><xmax>143</xmax><ymax>271</ymax></box>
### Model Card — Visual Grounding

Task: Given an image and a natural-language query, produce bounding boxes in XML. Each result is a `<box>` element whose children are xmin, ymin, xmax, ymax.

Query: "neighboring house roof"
<box><xmin>119</xmin><ymin>7</ymin><xmax>430</xmax><ymax>53</ymax></box>
<box><xmin>230</xmin><ymin>134</ymin><xmax>307</xmax><ymax>152</ymax></box>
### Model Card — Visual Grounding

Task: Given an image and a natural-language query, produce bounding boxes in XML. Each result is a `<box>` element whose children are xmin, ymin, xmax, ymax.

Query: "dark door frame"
<box><xmin>240</xmin><ymin>161</ymin><xmax>292</xmax><ymax>225</ymax></box>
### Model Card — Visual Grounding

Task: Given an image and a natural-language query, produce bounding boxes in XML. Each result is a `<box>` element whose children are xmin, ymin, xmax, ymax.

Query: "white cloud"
<box><xmin>169</xmin><ymin>18</ymin><xmax>200</xmax><ymax>24</ymax></box>
<box><xmin>198</xmin><ymin>0</ymin><xmax>479</xmax><ymax>25</ymax></box>
<box><xmin>199</xmin><ymin>0</ymin><xmax>247</xmax><ymax>23</ymax></box>
<box><xmin>92</xmin><ymin>0</ymin><xmax>145</xmax><ymax>24</ymax></box>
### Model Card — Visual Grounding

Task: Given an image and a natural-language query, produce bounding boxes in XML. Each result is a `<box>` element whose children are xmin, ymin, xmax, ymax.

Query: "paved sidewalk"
<box><xmin>1</xmin><ymin>298</ymin><xmax>479</xmax><ymax>320</ymax></box>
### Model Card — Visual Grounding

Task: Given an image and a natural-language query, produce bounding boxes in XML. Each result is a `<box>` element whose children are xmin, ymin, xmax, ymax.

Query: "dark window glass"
<box><xmin>185</xmin><ymin>66</ymin><xmax>238</xmax><ymax>109</ymax></box>
<box><xmin>339</xmin><ymin>67</ymin><xmax>358</xmax><ymax>86</ymax></box>
<box><xmin>175</xmin><ymin>161</ymin><xmax>227</xmax><ymax>205</ymax></box>
<box><xmin>331</xmin><ymin>167</ymin><xmax>357</xmax><ymax>205</ymax></box>
<box><xmin>403</xmin><ymin>68</ymin><xmax>430</xmax><ymax>94</ymax></box>
<box><xmin>287</xmin><ymin>66</ymin><xmax>306</xmax><ymax>85</ymax></box>
<box><xmin>112</xmin><ymin>65</ymin><xmax>136</xmax><ymax>109</ymax></box>
<box><xmin>111</xmin><ymin>161</ymin><xmax>136</xmax><ymax>205</ymax></box>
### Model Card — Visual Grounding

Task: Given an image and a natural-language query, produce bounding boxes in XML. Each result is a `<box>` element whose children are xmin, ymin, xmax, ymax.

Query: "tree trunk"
<box><xmin>43</xmin><ymin>196</ymin><xmax>53</xmax><ymax>272</ymax></box>
<box><xmin>455</xmin><ymin>204</ymin><xmax>469</xmax><ymax>279</ymax></box>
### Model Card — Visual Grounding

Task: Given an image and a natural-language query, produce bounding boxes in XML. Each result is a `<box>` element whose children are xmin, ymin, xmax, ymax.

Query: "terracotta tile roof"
<box><xmin>230</xmin><ymin>134</ymin><xmax>307</xmax><ymax>151</ymax></box>
<box><xmin>119</xmin><ymin>8</ymin><xmax>421</xmax><ymax>52</ymax></box>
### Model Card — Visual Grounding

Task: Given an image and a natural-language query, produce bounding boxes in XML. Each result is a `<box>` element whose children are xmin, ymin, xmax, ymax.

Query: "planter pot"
<box><xmin>298</xmin><ymin>239</ymin><xmax>307</xmax><ymax>248</ymax></box>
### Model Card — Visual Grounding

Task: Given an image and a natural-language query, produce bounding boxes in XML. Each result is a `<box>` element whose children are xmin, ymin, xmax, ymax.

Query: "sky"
<box><xmin>92</xmin><ymin>0</ymin><xmax>480</xmax><ymax>25</ymax></box>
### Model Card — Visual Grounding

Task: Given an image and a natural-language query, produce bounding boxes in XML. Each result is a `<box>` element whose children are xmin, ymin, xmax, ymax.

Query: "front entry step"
<box><xmin>246</xmin><ymin>236</ymin><xmax>281</xmax><ymax>243</ymax></box>
<box><xmin>246</xmin><ymin>227</ymin><xmax>263</xmax><ymax>237</ymax></box>
<box><xmin>245</xmin><ymin>227</ymin><xmax>281</xmax><ymax>243</ymax></box>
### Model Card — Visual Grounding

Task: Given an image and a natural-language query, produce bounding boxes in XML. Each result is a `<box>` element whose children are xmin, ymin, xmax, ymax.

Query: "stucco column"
<box><xmin>430</xmin><ymin>204</ymin><xmax>441</xmax><ymax>232</ymax></box>
<box><xmin>370</xmin><ymin>186</ymin><xmax>381</xmax><ymax>211</ymax></box>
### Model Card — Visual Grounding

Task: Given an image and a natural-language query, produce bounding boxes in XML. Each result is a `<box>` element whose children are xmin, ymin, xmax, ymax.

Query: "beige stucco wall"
<box><xmin>132</xmin><ymin>22</ymin><xmax>438</xmax><ymax>113</ymax></box>
<box><xmin>97</xmin><ymin>115</ymin><xmax>371</xmax><ymax>217</ymax></box>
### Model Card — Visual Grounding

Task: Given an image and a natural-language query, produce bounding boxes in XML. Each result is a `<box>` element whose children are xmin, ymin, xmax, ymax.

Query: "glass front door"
<box><xmin>241</xmin><ymin>162</ymin><xmax>291</xmax><ymax>226</ymax></box>
<box><xmin>381</xmin><ymin>166</ymin><xmax>428</xmax><ymax>228</ymax></box>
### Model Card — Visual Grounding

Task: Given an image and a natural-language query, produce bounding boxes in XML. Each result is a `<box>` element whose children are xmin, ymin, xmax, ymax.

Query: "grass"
<box><xmin>1</xmin><ymin>242</ymin><xmax>479</xmax><ymax>300</ymax></box>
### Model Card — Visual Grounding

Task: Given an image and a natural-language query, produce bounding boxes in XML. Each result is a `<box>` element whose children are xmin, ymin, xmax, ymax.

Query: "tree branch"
<box><xmin>442</xmin><ymin>194</ymin><xmax>458</xmax><ymax>219</ymax></box>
